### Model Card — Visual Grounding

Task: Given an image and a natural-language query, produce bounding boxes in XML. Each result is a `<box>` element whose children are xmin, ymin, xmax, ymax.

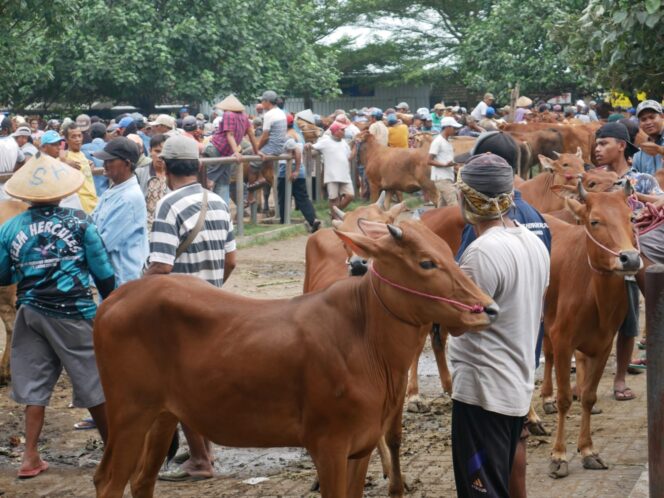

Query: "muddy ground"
<box><xmin>0</xmin><ymin>234</ymin><xmax>648</xmax><ymax>497</ymax></box>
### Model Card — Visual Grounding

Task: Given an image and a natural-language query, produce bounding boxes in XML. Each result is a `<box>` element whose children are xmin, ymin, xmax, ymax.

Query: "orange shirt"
<box><xmin>388</xmin><ymin>124</ymin><xmax>409</xmax><ymax>148</ymax></box>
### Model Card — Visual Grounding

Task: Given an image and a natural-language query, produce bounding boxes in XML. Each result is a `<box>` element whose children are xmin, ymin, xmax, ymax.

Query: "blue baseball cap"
<box><xmin>371</xmin><ymin>108</ymin><xmax>383</xmax><ymax>120</ymax></box>
<box><xmin>387</xmin><ymin>114</ymin><xmax>398</xmax><ymax>125</ymax></box>
<box><xmin>41</xmin><ymin>130</ymin><xmax>64</xmax><ymax>145</ymax></box>
<box><xmin>486</xmin><ymin>106</ymin><xmax>496</xmax><ymax>118</ymax></box>
<box><xmin>118</xmin><ymin>116</ymin><xmax>134</xmax><ymax>128</ymax></box>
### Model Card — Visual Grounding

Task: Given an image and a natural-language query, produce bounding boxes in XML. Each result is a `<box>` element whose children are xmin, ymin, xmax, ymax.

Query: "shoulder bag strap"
<box><xmin>175</xmin><ymin>189</ymin><xmax>208</xmax><ymax>259</ymax></box>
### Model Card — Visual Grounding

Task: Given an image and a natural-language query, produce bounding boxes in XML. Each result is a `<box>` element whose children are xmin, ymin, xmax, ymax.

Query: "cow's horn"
<box><xmin>623</xmin><ymin>178</ymin><xmax>633</xmax><ymax>196</ymax></box>
<box><xmin>553</xmin><ymin>150</ymin><xmax>561</xmax><ymax>158</ymax></box>
<box><xmin>387</xmin><ymin>224</ymin><xmax>403</xmax><ymax>240</ymax></box>
<box><xmin>577</xmin><ymin>177</ymin><xmax>588</xmax><ymax>201</ymax></box>
<box><xmin>376</xmin><ymin>191</ymin><xmax>387</xmax><ymax>210</ymax></box>
<box><xmin>332</xmin><ymin>206</ymin><xmax>346</xmax><ymax>220</ymax></box>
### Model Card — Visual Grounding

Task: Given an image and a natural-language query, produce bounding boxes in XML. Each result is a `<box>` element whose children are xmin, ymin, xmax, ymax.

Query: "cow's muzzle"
<box><xmin>618</xmin><ymin>250</ymin><xmax>642</xmax><ymax>273</ymax></box>
<box><xmin>348</xmin><ymin>256</ymin><xmax>368</xmax><ymax>276</ymax></box>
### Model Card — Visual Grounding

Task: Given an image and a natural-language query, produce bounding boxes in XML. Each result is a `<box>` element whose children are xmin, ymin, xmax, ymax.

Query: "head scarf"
<box><xmin>457</xmin><ymin>153</ymin><xmax>514</xmax><ymax>222</ymax></box>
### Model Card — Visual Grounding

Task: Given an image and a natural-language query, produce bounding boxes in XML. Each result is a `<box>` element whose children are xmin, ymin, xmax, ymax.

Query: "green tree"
<box><xmin>558</xmin><ymin>0</ymin><xmax>664</xmax><ymax>96</ymax></box>
<box><xmin>6</xmin><ymin>0</ymin><xmax>340</xmax><ymax>110</ymax></box>
<box><xmin>454</xmin><ymin>0</ymin><xmax>592</xmax><ymax>101</ymax></box>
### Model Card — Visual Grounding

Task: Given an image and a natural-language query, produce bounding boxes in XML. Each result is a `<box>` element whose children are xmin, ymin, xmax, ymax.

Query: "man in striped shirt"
<box><xmin>145</xmin><ymin>135</ymin><xmax>236</xmax><ymax>481</ymax></box>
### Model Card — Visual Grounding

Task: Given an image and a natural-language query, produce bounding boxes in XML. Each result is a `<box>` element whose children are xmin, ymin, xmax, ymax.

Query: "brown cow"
<box><xmin>93</xmin><ymin>220</ymin><xmax>497</xmax><ymax>498</ymax></box>
<box><xmin>541</xmin><ymin>182</ymin><xmax>641</xmax><ymax>479</ymax></box>
<box><xmin>354</xmin><ymin>131</ymin><xmax>438</xmax><ymax>208</ymax></box>
<box><xmin>502</xmin><ymin>122</ymin><xmax>597</xmax><ymax>164</ymax></box>
<box><xmin>519</xmin><ymin>149</ymin><xmax>586</xmax><ymax>213</ymax></box>
<box><xmin>507</xmin><ymin>128</ymin><xmax>564</xmax><ymax>178</ymax></box>
<box><xmin>0</xmin><ymin>199</ymin><xmax>29</xmax><ymax>385</ymax></box>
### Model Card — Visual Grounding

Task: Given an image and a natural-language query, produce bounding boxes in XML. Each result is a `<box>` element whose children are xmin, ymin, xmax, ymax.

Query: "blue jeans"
<box><xmin>213</xmin><ymin>181</ymin><xmax>230</xmax><ymax>207</ymax></box>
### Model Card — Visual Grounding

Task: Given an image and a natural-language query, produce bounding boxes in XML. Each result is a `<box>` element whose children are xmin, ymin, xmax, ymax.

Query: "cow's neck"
<box><xmin>353</xmin><ymin>275</ymin><xmax>428</xmax><ymax>376</ymax></box>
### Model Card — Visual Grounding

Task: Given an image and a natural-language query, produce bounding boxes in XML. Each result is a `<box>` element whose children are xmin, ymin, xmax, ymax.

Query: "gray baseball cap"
<box><xmin>160</xmin><ymin>135</ymin><xmax>199</xmax><ymax>160</ymax></box>
<box><xmin>636</xmin><ymin>99</ymin><xmax>662</xmax><ymax>117</ymax></box>
<box><xmin>260</xmin><ymin>90</ymin><xmax>278</xmax><ymax>103</ymax></box>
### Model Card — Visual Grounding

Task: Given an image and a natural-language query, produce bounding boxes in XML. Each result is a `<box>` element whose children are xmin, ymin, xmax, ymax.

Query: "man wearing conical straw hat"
<box><xmin>0</xmin><ymin>152</ymin><xmax>116</xmax><ymax>478</ymax></box>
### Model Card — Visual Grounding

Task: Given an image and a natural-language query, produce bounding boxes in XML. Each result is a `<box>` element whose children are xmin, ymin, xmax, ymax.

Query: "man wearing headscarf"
<box><xmin>449</xmin><ymin>153</ymin><xmax>550</xmax><ymax>498</ymax></box>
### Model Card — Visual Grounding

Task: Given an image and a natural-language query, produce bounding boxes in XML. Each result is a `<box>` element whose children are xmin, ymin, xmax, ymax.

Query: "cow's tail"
<box><xmin>166</xmin><ymin>428</ymin><xmax>179</xmax><ymax>463</ymax></box>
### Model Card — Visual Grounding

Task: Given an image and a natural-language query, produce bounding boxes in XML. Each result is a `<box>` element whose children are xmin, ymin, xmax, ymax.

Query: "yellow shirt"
<box><xmin>65</xmin><ymin>151</ymin><xmax>98</xmax><ymax>213</ymax></box>
<box><xmin>388</xmin><ymin>124</ymin><xmax>409</xmax><ymax>148</ymax></box>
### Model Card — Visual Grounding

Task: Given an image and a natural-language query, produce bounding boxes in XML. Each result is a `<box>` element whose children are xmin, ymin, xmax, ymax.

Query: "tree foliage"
<box><xmin>558</xmin><ymin>0</ymin><xmax>664</xmax><ymax>96</ymax></box>
<box><xmin>2</xmin><ymin>0</ymin><xmax>340</xmax><ymax>110</ymax></box>
<box><xmin>455</xmin><ymin>0</ymin><xmax>593</xmax><ymax>101</ymax></box>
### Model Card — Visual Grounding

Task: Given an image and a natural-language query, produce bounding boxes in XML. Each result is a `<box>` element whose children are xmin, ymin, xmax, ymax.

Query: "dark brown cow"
<box><xmin>502</xmin><ymin>122</ymin><xmax>598</xmax><ymax>164</ymax></box>
<box><xmin>93</xmin><ymin>220</ymin><xmax>497</xmax><ymax>498</ymax></box>
<box><xmin>541</xmin><ymin>182</ymin><xmax>641</xmax><ymax>479</ymax></box>
<box><xmin>507</xmin><ymin>128</ymin><xmax>564</xmax><ymax>178</ymax></box>
<box><xmin>0</xmin><ymin>199</ymin><xmax>29</xmax><ymax>385</ymax></box>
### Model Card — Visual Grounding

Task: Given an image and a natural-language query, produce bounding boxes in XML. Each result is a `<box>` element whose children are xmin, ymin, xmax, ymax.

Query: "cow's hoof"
<box><xmin>543</xmin><ymin>401</ymin><xmax>558</xmax><ymax>415</ymax></box>
<box><xmin>406</xmin><ymin>398</ymin><xmax>430</xmax><ymax>413</ymax></box>
<box><xmin>526</xmin><ymin>420</ymin><xmax>550</xmax><ymax>436</ymax></box>
<box><xmin>548</xmin><ymin>459</ymin><xmax>569</xmax><ymax>479</ymax></box>
<box><xmin>310</xmin><ymin>478</ymin><xmax>320</xmax><ymax>491</ymax></box>
<box><xmin>582</xmin><ymin>453</ymin><xmax>608</xmax><ymax>470</ymax></box>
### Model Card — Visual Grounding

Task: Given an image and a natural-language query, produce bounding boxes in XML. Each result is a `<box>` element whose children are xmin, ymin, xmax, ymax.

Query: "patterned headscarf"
<box><xmin>457</xmin><ymin>153</ymin><xmax>514</xmax><ymax>222</ymax></box>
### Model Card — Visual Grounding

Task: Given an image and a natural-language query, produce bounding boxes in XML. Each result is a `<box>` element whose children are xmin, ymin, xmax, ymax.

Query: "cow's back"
<box><xmin>303</xmin><ymin>229</ymin><xmax>349</xmax><ymax>293</ymax></box>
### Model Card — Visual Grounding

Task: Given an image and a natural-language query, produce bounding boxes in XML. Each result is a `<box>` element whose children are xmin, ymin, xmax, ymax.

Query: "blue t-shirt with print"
<box><xmin>0</xmin><ymin>206</ymin><xmax>116</xmax><ymax>319</ymax></box>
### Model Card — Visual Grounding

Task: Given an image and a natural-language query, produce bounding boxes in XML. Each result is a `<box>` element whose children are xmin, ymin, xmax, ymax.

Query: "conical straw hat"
<box><xmin>516</xmin><ymin>96</ymin><xmax>533</xmax><ymax>107</ymax></box>
<box><xmin>215</xmin><ymin>94</ymin><xmax>245</xmax><ymax>112</ymax></box>
<box><xmin>5</xmin><ymin>152</ymin><xmax>85</xmax><ymax>203</ymax></box>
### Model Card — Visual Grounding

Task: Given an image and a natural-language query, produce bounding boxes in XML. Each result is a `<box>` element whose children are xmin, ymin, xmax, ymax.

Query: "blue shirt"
<box><xmin>632</xmin><ymin>133</ymin><xmax>663</xmax><ymax>175</ymax></box>
<box><xmin>81</xmin><ymin>138</ymin><xmax>110</xmax><ymax>196</ymax></box>
<box><xmin>456</xmin><ymin>190</ymin><xmax>552</xmax><ymax>261</ymax></box>
<box><xmin>0</xmin><ymin>206</ymin><xmax>116</xmax><ymax>319</ymax></box>
<box><xmin>91</xmin><ymin>175</ymin><xmax>149</xmax><ymax>286</ymax></box>
<box><xmin>138</xmin><ymin>131</ymin><xmax>151</xmax><ymax>155</ymax></box>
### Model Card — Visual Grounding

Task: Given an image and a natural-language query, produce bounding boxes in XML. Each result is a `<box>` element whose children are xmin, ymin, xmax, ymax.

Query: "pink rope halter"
<box><xmin>583</xmin><ymin>226</ymin><xmax>640</xmax><ymax>274</ymax></box>
<box><xmin>369</xmin><ymin>262</ymin><xmax>485</xmax><ymax>314</ymax></box>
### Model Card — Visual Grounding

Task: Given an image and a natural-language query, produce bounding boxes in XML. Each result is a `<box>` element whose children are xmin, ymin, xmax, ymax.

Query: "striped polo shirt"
<box><xmin>149</xmin><ymin>183</ymin><xmax>235</xmax><ymax>287</ymax></box>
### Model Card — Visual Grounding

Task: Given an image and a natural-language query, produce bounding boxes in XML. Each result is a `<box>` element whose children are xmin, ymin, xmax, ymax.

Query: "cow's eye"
<box><xmin>420</xmin><ymin>260</ymin><xmax>437</xmax><ymax>270</ymax></box>
<box><xmin>588</xmin><ymin>181</ymin><xmax>596</xmax><ymax>188</ymax></box>
<box><xmin>590</xmin><ymin>220</ymin><xmax>600</xmax><ymax>227</ymax></box>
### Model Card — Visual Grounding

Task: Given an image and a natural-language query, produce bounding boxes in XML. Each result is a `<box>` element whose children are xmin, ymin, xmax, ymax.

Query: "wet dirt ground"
<box><xmin>0</xmin><ymin>234</ymin><xmax>648</xmax><ymax>497</ymax></box>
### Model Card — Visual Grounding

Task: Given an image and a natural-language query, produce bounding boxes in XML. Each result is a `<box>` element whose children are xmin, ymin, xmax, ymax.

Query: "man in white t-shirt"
<box><xmin>449</xmin><ymin>153</ymin><xmax>549</xmax><ymax>498</ymax></box>
<box><xmin>429</xmin><ymin>116</ymin><xmax>461</xmax><ymax>207</ymax></box>
<box><xmin>470</xmin><ymin>93</ymin><xmax>495</xmax><ymax>121</ymax></box>
<box><xmin>368</xmin><ymin>109</ymin><xmax>388</xmax><ymax>146</ymax></box>
<box><xmin>306</xmin><ymin>121</ymin><xmax>354</xmax><ymax>212</ymax></box>
<box><xmin>0</xmin><ymin>117</ymin><xmax>26</xmax><ymax>199</ymax></box>
<box><xmin>252</xmin><ymin>90</ymin><xmax>287</xmax><ymax>203</ymax></box>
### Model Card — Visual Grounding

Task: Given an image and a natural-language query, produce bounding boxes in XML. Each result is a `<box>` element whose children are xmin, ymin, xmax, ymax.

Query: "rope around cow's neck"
<box><xmin>583</xmin><ymin>226</ymin><xmax>640</xmax><ymax>274</ymax></box>
<box><xmin>368</xmin><ymin>262</ymin><xmax>485</xmax><ymax>314</ymax></box>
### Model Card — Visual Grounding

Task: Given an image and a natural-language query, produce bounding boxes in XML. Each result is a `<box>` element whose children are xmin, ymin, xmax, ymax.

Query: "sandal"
<box><xmin>158</xmin><ymin>467</ymin><xmax>212</xmax><ymax>482</ymax></box>
<box><xmin>637</xmin><ymin>338</ymin><xmax>646</xmax><ymax>350</ymax></box>
<box><xmin>628</xmin><ymin>357</ymin><xmax>647</xmax><ymax>373</ymax></box>
<box><xmin>74</xmin><ymin>418</ymin><xmax>96</xmax><ymax>430</ymax></box>
<box><xmin>614</xmin><ymin>387</ymin><xmax>636</xmax><ymax>401</ymax></box>
<box><xmin>18</xmin><ymin>460</ymin><xmax>49</xmax><ymax>479</ymax></box>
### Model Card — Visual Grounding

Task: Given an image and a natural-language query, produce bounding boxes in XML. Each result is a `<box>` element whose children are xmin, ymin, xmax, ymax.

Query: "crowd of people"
<box><xmin>0</xmin><ymin>88</ymin><xmax>662</xmax><ymax>497</ymax></box>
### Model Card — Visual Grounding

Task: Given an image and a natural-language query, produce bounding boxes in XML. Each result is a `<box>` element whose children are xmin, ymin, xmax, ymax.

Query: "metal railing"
<box><xmin>0</xmin><ymin>150</ymin><xmax>326</xmax><ymax>237</ymax></box>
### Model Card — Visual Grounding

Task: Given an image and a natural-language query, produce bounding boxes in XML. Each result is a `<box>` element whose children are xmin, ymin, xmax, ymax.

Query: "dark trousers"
<box><xmin>452</xmin><ymin>400</ymin><xmax>523</xmax><ymax>498</ymax></box>
<box><xmin>277</xmin><ymin>177</ymin><xmax>317</xmax><ymax>225</ymax></box>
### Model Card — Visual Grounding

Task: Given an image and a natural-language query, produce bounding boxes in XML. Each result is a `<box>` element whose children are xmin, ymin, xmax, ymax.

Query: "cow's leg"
<box><xmin>549</xmin><ymin>344</ymin><xmax>573</xmax><ymax>479</ymax></box>
<box><xmin>431</xmin><ymin>326</ymin><xmax>452</xmax><ymax>394</ymax></box>
<box><xmin>376</xmin><ymin>436</ymin><xmax>391</xmax><ymax>479</ymax></box>
<box><xmin>369</xmin><ymin>182</ymin><xmax>381</xmax><ymax>203</ymax></box>
<box><xmin>0</xmin><ymin>317</ymin><xmax>11</xmax><ymax>386</ymax></box>
<box><xmin>406</xmin><ymin>329</ymin><xmax>428</xmax><ymax>413</ymax></box>
<box><xmin>573</xmin><ymin>350</ymin><xmax>587</xmax><ymax>400</ymax></box>
<box><xmin>385</xmin><ymin>406</ymin><xmax>406</xmax><ymax>498</ymax></box>
<box><xmin>346</xmin><ymin>454</ymin><xmax>372</xmax><ymax>498</ymax></box>
<box><xmin>130</xmin><ymin>412</ymin><xmax>179</xmax><ymax>498</ymax></box>
<box><xmin>577</xmin><ymin>347</ymin><xmax>612</xmax><ymax>471</ymax></box>
<box><xmin>310</xmin><ymin>443</ymin><xmax>349</xmax><ymax>498</ymax></box>
<box><xmin>541</xmin><ymin>333</ymin><xmax>556</xmax><ymax>414</ymax></box>
<box><xmin>94</xmin><ymin>411</ymin><xmax>159</xmax><ymax>498</ymax></box>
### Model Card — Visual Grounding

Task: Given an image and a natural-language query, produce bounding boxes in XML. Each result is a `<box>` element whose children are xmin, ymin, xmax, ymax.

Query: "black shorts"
<box><xmin>452</xmin><ymin>400</ymin><xmax>524</xmax><ymax>498</ymax></box>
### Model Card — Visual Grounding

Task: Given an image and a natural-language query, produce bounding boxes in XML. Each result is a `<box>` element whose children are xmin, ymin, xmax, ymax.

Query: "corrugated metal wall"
<box><xmin>200</xmin><ymin>84</ymin><xmax>432</xmax><ymax>117</ymax></box>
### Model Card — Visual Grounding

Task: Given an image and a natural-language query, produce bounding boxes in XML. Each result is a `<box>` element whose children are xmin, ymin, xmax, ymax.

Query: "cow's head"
<box><xmin>551</xmin><ymin>169</ymin><xmax>620</xmax><ymax>200</ymax></box>
<box><xmin>335</xmin><ymin>219</ymin><xmax>497</xmax><ymax>332</ymax></box>
<box><xmin>565</xmin><ymin>180</ymin><xmax>641</xmax><ymax>275</ymax></box>
<box><xmin>539</xmin><ymin>148</ymin><xmax>585</xmax><ymax>187</ymax></box>
<box><xmin>331</xmin><ymin>192</ymin><xmax>407</xmax><ymax>276</ymax></box>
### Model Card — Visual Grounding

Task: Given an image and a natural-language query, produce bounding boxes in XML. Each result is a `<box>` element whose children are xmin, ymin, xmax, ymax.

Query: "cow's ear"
<box><xmin>539</xmin><ymin>155</ymin><xmax>555</xmax><ymax>172</ymax></box>
<box><xmin>387</xmin><ymin>202</ymin><xmax>407</xmax><ymax>219</ymax></box>
<box><xmin>565</xmin><ymin>198</ymin><xmax>586</xmax><ymax>221</ymax></box>
<box><xmin>576</xmin><ymin>146</ymin><xmax>583</xmax><ymax>158</ymax></box>
<box><xmin>334</xmin><ymin>230</ymin><xmax>379</xmax><ymax>258</ymax></box>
